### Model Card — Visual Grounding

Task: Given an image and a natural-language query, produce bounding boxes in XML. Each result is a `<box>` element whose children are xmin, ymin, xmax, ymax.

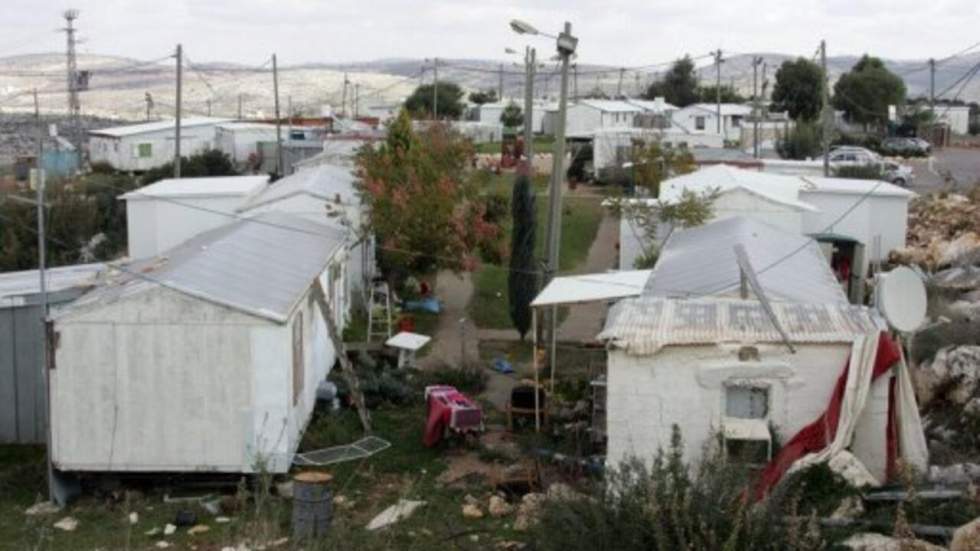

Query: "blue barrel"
<box><xmin>291</xmin><ymin>471</ymin><xmax>333</xmax><ymax>539</ymax></box>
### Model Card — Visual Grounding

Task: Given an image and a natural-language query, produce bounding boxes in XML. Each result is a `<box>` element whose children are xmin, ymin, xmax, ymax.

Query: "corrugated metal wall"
<box><xmin>1</xmin><ymin>289</ymin><xmax>86</xmax><ymax>444</ymax></box>
<box><xmin>0</xmin><ymin>303</ymin><xmax>46</xmax><ymax>444</ymax></box>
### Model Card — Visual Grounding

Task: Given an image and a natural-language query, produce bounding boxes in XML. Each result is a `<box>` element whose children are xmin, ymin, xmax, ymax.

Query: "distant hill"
<box><xmin>1</xmin><ymin>51</ymin><xmax>977</xmax><ymax>120</ymax></box>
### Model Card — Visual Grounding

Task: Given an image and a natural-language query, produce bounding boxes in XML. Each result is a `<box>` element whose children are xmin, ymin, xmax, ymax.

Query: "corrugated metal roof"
<box><xmin>121</xmin><ymin>175</ymin><xmax>270</xmax><ymax>200</ymax></box>
<box><xmin>660</xmin><ymin>165</ymin><xmax>817</xmax><ymax>212</ymax></box>
<box><xmin>682</xmin><ymin>103</ymin><xmax>753</xmax><ymax>116</ymax></box>
<box><xmin>0</xmin><ymin>263</ymin><xmax>104</xmax><ymax>304</ymax></box>
<box><xmin>63</xmin><ymin>213</ymin><xmax>347</xmax><ymax>323</ymax></box>
<box><xmin>89</xmin><ymin>117</ymin><xmax>233</xmax><ymax>138</ymax></box>
<box><xmin>646</xmin><ymin>216</ymin><xmax>848</xmax><ymax>305</ymax></box>
<box><xmin>799</xmin><ymin>176</ymin><xmax>914</xmax><ymax>198</ymax></box>
<box><xmin>598</xmin><ymin>296</ymin><xmax>884</xmax><ymax>355</ymax></box>
<box><xmin>240</xmin><ymin>164</ymin><xmax>357</xmax><ymax>211</ymax></box>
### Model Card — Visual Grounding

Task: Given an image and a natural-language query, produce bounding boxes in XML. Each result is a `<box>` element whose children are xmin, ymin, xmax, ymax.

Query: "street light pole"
<box><xmin>523</xmin><ymin>47</ymin><xmax>536</xmax><ymax>168</ymax></box>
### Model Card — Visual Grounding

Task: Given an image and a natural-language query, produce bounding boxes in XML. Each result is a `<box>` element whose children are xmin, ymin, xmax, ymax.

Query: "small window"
<box><xmin>135</xmin><ymin>143</ymin><xmax>152</xmax><ymax>158</ymax></box>
<box><xmin>731</xmin><ymin>115</ymin><xmax>742</xmax><ymax>128</ymax></box>
<box><xmin>725</xmin><ymin>385</ymin><xmax>768</xmax><ymax>419</ymax></box>
<box><xmin>695</xmin><ymin>116</ymin><xmax>706</xmax><ymax>130</ymax></box>
<box><xmin>292</xmin><ymin>312</ymin><xmax>304</xmax><ymax>405</ymax></box>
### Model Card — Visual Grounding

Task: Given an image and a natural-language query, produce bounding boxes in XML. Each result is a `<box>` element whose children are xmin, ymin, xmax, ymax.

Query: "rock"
<box><xmin>546</xmin><ymin>482</ymin><xmax>581</xmax><ymax>502</ymax></box>
<box><xmin>949</xmin><ymin>300</ymin><xmax>980</xmax><ymax>322</ymax></box>
<box><xmin>964</xmin><ymin>398</ymin><xmax>980</xmax><ymax>416</ymax></box>
<box><xmin>469</xmin><ymin>534</ymin><xmax>480</xmax><ymax>542</ymax></box>
<box><xmin>916</xmin><ymin>346</ymin><xmax>980</xmax><ymax>406</ymax></box>
<box><xmin>215</xmin><ymin>516</ymin><xmax>231</xmax><ymax>524</ymax></box>
<box><xmin>187</xmin><ymin>524</ymin><xmax>210</xmax><ymax>535</ymax></box>
<box><xmin>163</xmin><ymin>523</ymin><xmax>177</xmax><ymax>536</ymax></box>
<box><xmin>952</xmin><ymin>516</ymin><xmax>980</xmax><ymax>551</ymax></box>
<box><xmin>842</xmin><ymin>532</ymin><xmax>944</xmax><ymax>550</ymax></box>
<box><xmin>155</xmin><ymin>543</ymin><xmax>172</xmax><ymax>549</ymax></box>
<box><xmin>24</xmin><ymin>501</ymin><xmax>60</xmax><ymax>516</ymax></box>
<box><xmin>275</xmin><ymin>481</ymin><xmax>293</xmax><ymax>499</ymax></box>
<box><xmin>463</xmin><ymin>494</ymin><xmax>480</xmax><ymax>506</ymax></box>
<box><xmin>488</xmin><ymin>495</ymin><xmax>514</xmax><ymax>517</ymax></box>
<box><xmin>939</xmin><ymin>232</ymin><xmax>980</xmax><ymax>267</ymax></box>
<box><xmin>496</xmin><ymin>541</ymin><xmax>526</xmax><ymax>550</ymax></box>
<box><xmin>366</xmin><ymin>499</ymin><xmax>426</xmax><ymax>531</ymax></box>
<box><xmin>513</xmin><ymin>493</ymin><xmax>546</xmax><ymax>531</ymax></box>
<box><xmin>145</xmin><ymin>527</ymin><xmax>161</xmax><ymax>536</ymax></box>
<box><xmin>462</xmin><ymin>503</ymin><xmax>484</xmax><ymax>519</ymax></box>
<box><xmin>53</xmin><ymin>517</ymin><xmax>79</xmax><ymax>531</ymax></box>
<box><xmin>828</xmin><ymin>451</ymin><xmax>879</xmax><ymax>488</ymax></box>
<box><xmin>830</xmin><ymin>496</ymin><xmax>864</xmax><ymax>520</ymax></box>
<box><xmin>129</xmin><ymin>512</ymin><xmax>139</xmax><ymax>525</ymax></box>
<box><xmin>929</xmin><ymin>463</ymin><xmax>969</xmax><ymax>485</ymax></box>
<box><xmin>933</xmin><ymin>266</ymin><xmax>980</xmax><ymax>291</ymax></box>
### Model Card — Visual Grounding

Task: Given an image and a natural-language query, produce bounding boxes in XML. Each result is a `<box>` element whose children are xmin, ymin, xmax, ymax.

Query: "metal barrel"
<box><xmin>291</xmin><ymin>471</ymin><xmax>333</xmax><ymax>540</ymax></box>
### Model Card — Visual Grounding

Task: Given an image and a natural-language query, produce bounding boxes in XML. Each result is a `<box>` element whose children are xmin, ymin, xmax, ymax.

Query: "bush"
<box><xmin>970</xmin><ymin>121</ymin><xmax>980</xmax><ymax>136</ymax></box>
<box><xmin>834</xmin><ymin>164</ymin><xmax>884</xmax><ymax>180</ymax></box>
<box><xmin>415</xmin><ymin>362</ymin><xmax>488</xmax><ymax>395</ymax></box>
<box><xmin>777</xmin><ymin>122</ymin><xmax>822</xmax><ymax>160</ymax></box>
<box><xmin>528</xmin><ymin>425</ymin><xmax>827</xmax><ymax>551</ymax></box>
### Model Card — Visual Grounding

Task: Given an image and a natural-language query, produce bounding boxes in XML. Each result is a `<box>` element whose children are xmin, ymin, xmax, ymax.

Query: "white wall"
<box><xmin>216</xmin><ymin>126</ymin><xmax>279</xmax><ymax>165</ymax></box>
<box><xmin>605</xmin><ymin>342</ymin><xmax>893</xmax><ymax>481</ymax></box>
<box><xmin>800</xmin><ymin>192</ymin><xmax>908</xmax><ymax>268</ymax></box>
<box><xmin>672</xmin><ymin>107</ymin><xmax>744</xmax><ymax>141</ymax></box>
<box><xmin>89</xmin><ymin>124</ymin><xmax>221</xmax><ymax>172</ymax></box>
<box><xmin>126</xmin><ymin>195</ymin><xmax>249</xmax><ymax>259</ymax></box>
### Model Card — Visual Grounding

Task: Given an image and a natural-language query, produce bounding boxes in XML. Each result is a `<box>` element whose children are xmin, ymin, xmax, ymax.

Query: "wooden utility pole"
<box><xmin>714</xmin><ymin>49</ymin><xmax>723</xmax><ymax>134</ymax></box>
<box><xmin>523</xmin><ymin>47</ymin><xmax>536</xmax><ymax>165</ymax></box>
<box><xmin>821</xmin><ymin>40</ymin><xmax>831</xmax><ymax>177</ymax></box>
<box><xmin>341</xmin><ymin>72</ymin><xmax>349</xmax><ymax>118</ymax></box>
<box><xmin>206</xmin><ymin>98</ymin><xmax>212</xmax><ymax>117</ymax></box>
<box><xmin>33</xmin><ymin>88</ymin><xmax>53</xmax><ymax>502</ymax></box>
<box><xmin>498</xmin><ymin>63</ymin><xmax>504</xmax><ymax>101</ymax></box>
<box><xmin>144</xmin><ymin>92</ymin><xmax>152</xmax><ymax>121</ymax></box>
<box><xmin>273</xmin><ymin>53</ymin><xmax>283</xmax><ymax>176</ymax></box>
<box><xmin>573</xmin><ymin>63</ymin><xmax>579</xmax><ymax>100</ymax></box>
<box><xmin>929</xmin><ymin>58</ymin><xmax>936</xmax><ymax>114</ymax></box>
<box><xmin>174</xmin><ymin>44</ymin><xmax>182</xmax><ymax>179</ymax></box>
<box><xmin>354</xmin><ymin>83</ymin><xmax>360</xmax><ymax>118</ymax></box>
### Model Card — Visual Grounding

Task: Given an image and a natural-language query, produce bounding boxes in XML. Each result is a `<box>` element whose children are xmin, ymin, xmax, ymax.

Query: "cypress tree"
<box><xmin>508</xmin><ymin>173</ymin><xmax>537</xmax><ymax>339</ymax></box>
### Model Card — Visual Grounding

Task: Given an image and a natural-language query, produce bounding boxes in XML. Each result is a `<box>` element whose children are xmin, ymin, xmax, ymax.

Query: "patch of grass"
<box><xmin>474</xmin><ymin>136</ymin><xmax>555</xmax><ymax>155</ymax></box>
<box><xmin>469</xmin><ymin>198</ymin><xmax>604</xmax><ymax>330</ymax></box>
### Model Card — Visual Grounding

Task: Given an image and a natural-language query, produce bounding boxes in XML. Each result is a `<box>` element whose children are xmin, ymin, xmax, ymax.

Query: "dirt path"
<box><xmin>554</xmin><ymin>211</ymin><xmax>620</xmax><ymax>341</ymax></box>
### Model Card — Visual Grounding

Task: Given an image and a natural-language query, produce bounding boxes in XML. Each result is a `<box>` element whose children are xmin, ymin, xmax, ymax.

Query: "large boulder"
<box><xmin>915</xmin><ymin>345</ymin><xmax>980</xmax><ymax>406</ymax></box>
<box><xmin>951</xmin><ymin>516</ymin><xmax>980</xmax><ymax>551</ymax></box>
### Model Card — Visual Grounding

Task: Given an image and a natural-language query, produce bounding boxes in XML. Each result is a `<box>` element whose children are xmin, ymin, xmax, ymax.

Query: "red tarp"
<box><xmin>423</xmin><ymin>386</ymin><xmax>483</xmax><ymax>448</ymax></box>
<box><xmin>753</xmin><ymin>332</ymin><xmax>901</xmax><ymax>500</ymax></box>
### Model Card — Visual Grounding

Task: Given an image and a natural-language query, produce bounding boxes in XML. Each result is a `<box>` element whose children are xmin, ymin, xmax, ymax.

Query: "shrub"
<box><xmin>834</xmin><ymin>164</ymin><xmax>884</xmax><ymax>180</ymax></box>
<box><xmin>415</xmin><ymin>362</ymin><xmax>488</xmax><ymax>395</ymax></box>
<box><xmin>777</xmin><ymin>122</ymin><xmax>822</xmax><ymax>160</ymax></box>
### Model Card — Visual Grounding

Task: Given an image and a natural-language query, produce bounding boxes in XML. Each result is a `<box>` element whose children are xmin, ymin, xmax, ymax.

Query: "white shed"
<box><xmin>598</xmin><ymin>217</ymin><xmax>926</xmax><ymax>483</ymax></box>
<box><xmin>121</xmin><ymin>175</ymin><xmax>270</xmax><ymax>260</ymax></box>
<box><xmin>215</xmin><ymin>122</ymin><xmax>280</xmax><ymax>167</ymax></box>
<box><xmin>49</xmin><ymin>212</ymin><xmax>350</xmax><ymax>473</ymax></box>
<box><xmin>671</xmin><ymin>103</ymin><xmax>752</xmax><ymax>141</ymax></box>
<box><xmin>88</xmin><ymin>117</ymin><xmax>233</xmax><ymax>172</ymax></box>
<box><xmin>239</xmin><ymin>164</ymin><xmax>373</xmax><ymax>304</ymax></box>
<box><xmin>544</xmin><ymin>100</ymin><xmax>642</xmax><ymax>136</ymax></box>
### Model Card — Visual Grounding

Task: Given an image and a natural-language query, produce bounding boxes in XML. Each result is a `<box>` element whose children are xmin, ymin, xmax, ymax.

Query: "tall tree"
<box><xmin>469</xmin><ymin>89</ymin><xmax>498</xmax><ymax>105</ymax></box>
<box><xmin>508</xmin><ymin>172</ymin><xmax>536</xmax><ymax>340</ymax></box>
<box><xmin>771</xmin><ymin>58</ymin><xmax>824</xmax><ymax>122</ymax></box>
<box><xmin>356</xmin><ymin>110</ymin><xmax>499</xmax><ymax>281</ymax></box>
<box><xmin>404</xmin><ymin>82</ymin><xmax>465</xmax><ymax>120</ymax></box>
<box><xmin>696</xmin><ymin>85</ymin><xmax>745</xmax><ymax>104</ymax></box>
<box><xmin>500</xmin><ymin>102</ymin><xmax>523</xmax><ymax>130</ymax></box>
<box><xmin>643</xmin><ymin>56</ymin><xmax>699</xmax><ymax>107</ymax></box>
<box><xmin>832</xmin><ymin>55</ymin><xmax>906</xmax><ymax>128</ymax></box>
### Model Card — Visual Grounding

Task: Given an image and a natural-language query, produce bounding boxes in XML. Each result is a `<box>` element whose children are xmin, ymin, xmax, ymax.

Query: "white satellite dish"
<box><xmin>877</xmin><ymin>266</ymin><xmax>927</xmax><ymax>332</ymax></box>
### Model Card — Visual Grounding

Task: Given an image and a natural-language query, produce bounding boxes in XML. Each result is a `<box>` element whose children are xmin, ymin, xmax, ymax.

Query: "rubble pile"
<box><xmin>893</xmin><ymin>190</ymin><xmax>980</xmax><ymax>270</ymax></box>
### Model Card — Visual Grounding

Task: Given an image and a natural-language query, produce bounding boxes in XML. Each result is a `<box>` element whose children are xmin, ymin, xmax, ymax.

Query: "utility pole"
<box><xmin>341</xmin><ymin>72</ymin><xmax>349</xmax><ymax>118</ymax></box>
<box><xmin>63</xmin><ymin>10</ymin><xmax>81</xmax><ymax>153</ymax></box>
<box><xmin>714</xmin><ymin>49</ymin><xmax>723</xmax><ymax>134</ymax></box>
<box><xmin>237</xmin><ymin>93</ymin><xmax>243</xmax><ymax>120</ymax></box>
<box><xmin>572</xmin><ymin>63</ymin><xmax>579</xmax><ymax>100</ymax></box>
<box><xmin>287</xmin><ymin>95</ymin><xmax>293</xmax><ymax>139</ymax></box>
<box><xmin>498</xmin><ymin>63</ymin><xmax>504</xmax><ymax>101</ymax></box>
<box><xmin>144</xmin><ymin>92</ymin><xmax>153</xmax><ymax>121</ymax></box>
<box><xmin>634</xmin><ymin>73</ymin><xmax>641</xmax><ymax>97</ymax></box>
<box><xmin>543</xmin><ymin>22</ymin><xmax>577</xmax><ymax>375</ymax></box>
<box><xmin>752</xmin><ymin>56</ymin><xmax>762</xmax><ymax>158</ymax></box>
<box><xmin>523</xmin><ymin>47</ymin><xmax>536</xmax><ymax>167</ymax></box>
<box><xmin>432</xmin><ymin>57</ymin><xmax>439</xmax><ymax>120</ymax></box>
<box><xmin>820</xmin><ymin>40</ymin><xmax>831</xmax><ymax>177</ymax></box>
<box><xmin>617</xmin><ymin>67</ymin><xmax>625</xmax><ymax>98</ymax></box>
<box><xmin>929</xmin><ymin>58</ymin><xmax>936</xmax><ymax>114</ymax></box>
<box><xmin>354</xmin><ymin>84</ymin><xmax>360</xmax><ymax>118</ymax></box>
<box><xmin>206</xmin><ymin>98</ymin><xmax>212</xmax><ymax>117</ymax></box>
<box><xmin>273</xmin><ymin>53</ymin><xmax>283</xmax><ymax>176</ymax></box>
<box><xmin>33</xmin><ymin>88</ymin><xmax>53</xmax><ymax>503</ymax></box>
<box><xmin>174</xmin><ymin>44</ymin><xmax>182</xmax><ymax>178</ymax></box>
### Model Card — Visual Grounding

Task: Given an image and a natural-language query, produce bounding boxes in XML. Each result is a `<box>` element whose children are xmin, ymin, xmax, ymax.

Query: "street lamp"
<box><xmin>510</xmin><ymin>19</ymin><xmax>577</xmax><ymax>432</ymax></box>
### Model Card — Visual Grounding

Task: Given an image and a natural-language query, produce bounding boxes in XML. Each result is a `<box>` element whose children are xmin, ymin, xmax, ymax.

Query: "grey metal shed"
<box><xmin>0</xmin><ymin>264</ymin><xmax>103</xmax><ymax>444</ymax></box>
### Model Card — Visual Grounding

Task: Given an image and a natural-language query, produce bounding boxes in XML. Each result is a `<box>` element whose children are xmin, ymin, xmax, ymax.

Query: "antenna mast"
<box><xmin>63</xmin><ymin>9</ymin><xmax>81</xmax><ymax>151</ymax></box>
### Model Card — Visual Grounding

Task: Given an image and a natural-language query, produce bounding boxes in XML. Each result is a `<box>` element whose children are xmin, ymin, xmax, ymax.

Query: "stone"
<box><xmin>53</xmin><ymin>516</ymin><xmax>79</xmax><ymax>531</ymax></box>
<box><xmin>462</xmin><ymin>503</ymin><xmax>484</xmax><ymax>519</ymax></box>
<box><xmin>496</xmin><ymin>541</ymin><xmax>526</xmax><ymax>550</ymax></box>
<box><xmin>129</xmin><ymin>512</ymin><xmax>139</xmax><ymax>525</ymax></box>
<box><xmin>215</xmin><ymin>516</ymin><xmax>231</xmax><ymax>524</ymax></box>
<box><xmin>842</xmin><ymin>532</ymin><xmax>944</xmax><ymax>550</ymax></box>
<box><xmin>513</xmin><ymin>492</ymin><xmax>546</xmax><ymax>531</ymax></box>
<box><xmin>155</xmin><ymin>543</ymin><xmax>172</xmax><ymax>549</ymax></box>
<box><xmin>546</xmin><ymin>482</ymin><xmax>580</xmax><ymax>501</ymax></box>
<box><xmin>24</xmin><ymin>501</ymin><xmax>60</xmax><ymax>516</ymax></box>
<box><xmin>965</xmin><ymin>398</ymin><xmax>980</xmax><ymax>416</ymax></box>
<box><xmin>828</xmin><ymin>451</ymin><xmax>879</xmax><ymax>488</ymax></box>
<box><xmin>145</xmin><ymin>527</ymin><xmax>161</xmax><ymax>537</ymax></box>
<box><xmin>275</xmin><ymin>481</ymin><xmax>293</xmax><ymax>499</ymax></box>
<box><xmin>488</xmin><ymin>495</ymin><xmax>514</xmax><ymax>517</ymax></box>
<box><xmin>163</xmin><ymin>524</ymin><xmax>178</xmax><ymax>536</ymax></box>
<box><xmin>463</xmin><ymin>494</ymin><xmax>480</xmax><ymax>506</ymax></box>
<box><xmin>951</xmin><ymin>516</ymin><xmax>980</xmax><ymax>551</ymax></box>
<box><xmin>830</xmin><ymin>496</ymin><xmax>864</xmax><ymax>520</ymax></box>
<box><xmin>187</xmin><ymin>524</ymin><xmax>210</xmax><ymax>535</ymax></box>
<box><xmin>946</xmin><ymin>346</ymin><xmax>980</xmax><ymax>404</ymax></box>
<box><xmin>929</xmin><ymin>463</ymin><xmax>969</xmax><ymax>485</ymax></box>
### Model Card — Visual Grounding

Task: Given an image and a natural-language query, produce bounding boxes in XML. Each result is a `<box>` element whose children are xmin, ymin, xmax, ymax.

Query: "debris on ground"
<box><xmin>841</xmin><ymin>532</ymin><xmax>944</xmax><ymax>550</ymax></box>
<box><xmin>145</xmin><ymin>527</ymin><xmax>160</xmax><ymax>536</ymax></box>
<box><xmin>366</xmin><ymin>499</ymin><xmax>426</xmax><ymax>531</ymax></box>
<box><xmin>155</xmin><ymin>542</ymin><xmax>172</xmax><ymax>549</ymax></box>
<box><xmin>488</xmin><ymin>495</ymin><xmax>514</xmax><ymax>517</ymax></box>
<box><xmin>513</xmin><ymin>493</ymin><xmax>546</xmax><ymax>532</ymax></box>
<box><xmin>24</xmin><ymin>501</ymin><xmax>60</xmax><ymax>516</ymax></box>
<box><xmin>462</xmin><ymin>503</ymin><xmax>484</xmax><ymax>519</ymax></box>
<box><xmin>215</xmin><ymin>516</ymin><xmax>231</xmax><ymax>524</ymax></box>
<box><xmin>53</xmin><ymin>516</ymin><xmax>79</xmax><ymax>531</ymax></box>
<box><xmin>128</xmin><ymin>512</ymin><xmax>139</xmax><ymax>525</ymax></box>
<box><xmin>275</xmin><ymin>480</ymin><xmax>293</xmax><ymax>499</ymax></box>
<box><xmin>830</xmin><ymin>496</ymin><xmax>865</xmax><ymax>521</ymax></box>
<box><xmin>951</xmin><ymin>516</ymin><xmax>980</xmax><ymax>551</ymax></box>
<box><xmin>163</xmin><ymin>523</ymin><xmax>177</xmax><ymax>536</ymax></box>
<box><xmin>187</xmin><ymin>524</ymin><xmax>210</xmax><ymax>535</ymax></box>
<box><xmin>894</xmin><ymin>190</ymin><xmax>980</xmax><ymax>271</ymax></box>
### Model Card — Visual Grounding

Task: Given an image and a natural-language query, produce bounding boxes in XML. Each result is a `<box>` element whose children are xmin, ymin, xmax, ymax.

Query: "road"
<box><xmin>909</xmin><ymin>147</ymin><xmax>980</xmax><ymax>193</ymax></box>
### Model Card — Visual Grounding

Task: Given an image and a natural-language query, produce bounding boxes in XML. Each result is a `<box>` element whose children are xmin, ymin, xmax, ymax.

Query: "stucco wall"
<box><xmin>605</xmin><ymin>342</ymin><xmax>892</xmax><ymax>480</ymax></box>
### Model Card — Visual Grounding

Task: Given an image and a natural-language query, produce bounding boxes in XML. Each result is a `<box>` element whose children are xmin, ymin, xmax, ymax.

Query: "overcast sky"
<box><xmin>3</xmin><ymin>0</ymin><xmax>979</xmax><ymax>67</ymax></box>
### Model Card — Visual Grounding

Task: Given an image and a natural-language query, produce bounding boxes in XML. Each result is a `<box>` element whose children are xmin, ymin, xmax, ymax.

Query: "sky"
<box><xmin>3</xmin><ymin>0</ymin><xmax>979</xmax><ymax>67</ymax></box>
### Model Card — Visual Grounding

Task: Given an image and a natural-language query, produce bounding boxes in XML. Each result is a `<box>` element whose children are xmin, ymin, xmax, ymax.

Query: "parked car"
<box><xmin>883</xmin><ymin>160</ymin><xmax>914</xmax><ymax>186</ymax></box>
<box><xmin>828</xmin><ymin>147</ymin><xmax>880</xmax><ymax>168</ymax></box>
<box><xmin>880</xmin><ymin>137</ymin><xmax>931</xmax><ymax>157</ymax></box>
<box><xmin>830</xmin><ymin>147</ymin><xmax>913</xmax><ymax>186</ymax></box>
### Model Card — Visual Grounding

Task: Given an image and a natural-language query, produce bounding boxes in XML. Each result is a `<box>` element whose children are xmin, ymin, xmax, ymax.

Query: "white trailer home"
<box><xmin>49</xmin><ymin>212</ymin><xmax>350</xmax><ymax>473</ymax></box>
<box><xmin>671</xmin><ymin>103</ymin><xmax>752</xmax><ymax>142</ymax></box>
<box><xmin>121</xmin><ymin>175</ymin><xmax>270</xmax><ymax>260</ymax></box>
<box><xmin>214</xmin><ymin>122</ymin><xmax>280</xmax><ymax>168</ymax></box>
<box><xmin>88</xmin><ymin>117</ymin><xmax>233</xmax><ymax>172</ymax></box>
<box><xmin>598</xmin><ymin>217</ymin><xmax>927</xmax><ymax>483</ymax></box>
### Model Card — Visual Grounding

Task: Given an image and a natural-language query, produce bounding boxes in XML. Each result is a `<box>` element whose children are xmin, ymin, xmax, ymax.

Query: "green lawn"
<box><xmin>468</xmin><ymin>195</ymin><xmax>604</xmax><ymax>330</ymax></box>
<box><xmin>474</xmin><ymin>136</ymin><xmax>555</xmax><ymax>155</ymax></box>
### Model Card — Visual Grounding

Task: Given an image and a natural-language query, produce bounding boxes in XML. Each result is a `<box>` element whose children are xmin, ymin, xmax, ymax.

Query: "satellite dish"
<box><xmin>877</xmin><ymin>266</ymin><xmax>926</xmax><ymax>332</ymax></box>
